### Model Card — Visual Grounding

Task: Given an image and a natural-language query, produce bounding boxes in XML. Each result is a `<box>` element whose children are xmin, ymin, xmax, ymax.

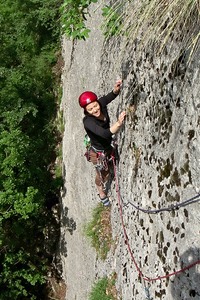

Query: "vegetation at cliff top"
<box><xmin>60</xmin><ymin>0</ymin><xmax>199</xmax><ymax>64</ymax></box>
<box><xmin>104</xmin><ymin>0</ymin><xmax>200</xmax><ymax>61</ymax></box>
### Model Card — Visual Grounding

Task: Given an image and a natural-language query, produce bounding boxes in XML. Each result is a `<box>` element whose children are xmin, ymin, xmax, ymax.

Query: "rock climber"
<box><xmin>79</xmin><ymin>79</ymin><xmax>126</xmax><ymax>206</ymax></box>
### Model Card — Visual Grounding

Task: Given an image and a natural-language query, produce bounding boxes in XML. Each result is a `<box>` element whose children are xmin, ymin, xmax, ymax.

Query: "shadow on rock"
<box><xmin>61</xmin><ymin>207</ymin><xmax>77</xmax><ymax>235</ymax></box>
<box><xmin>58</xmin><ymin>206</ymin><xmax>77</xmax><ymax>258</ymax></box>
<box><xmin>61</xmin><ymin>162</ymin><xmax>67</xmax><ymax>197</ymax></box>
<box><xmin>170</xmin><ymin>247</ymin><xmax>200</xmax><ymax>300</ymax></box>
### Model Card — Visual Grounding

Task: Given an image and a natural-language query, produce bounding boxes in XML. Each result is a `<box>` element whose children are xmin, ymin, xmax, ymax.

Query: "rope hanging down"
<box><xmin>111</xmin><ymin>155</ymin><xmax>200</xmax><ymax>282</ymax></box>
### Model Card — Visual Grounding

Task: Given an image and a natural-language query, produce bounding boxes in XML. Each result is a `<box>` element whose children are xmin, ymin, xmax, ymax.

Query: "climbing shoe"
<box><xmin>100</xmin><ymin>196</ymin><xmax>111</xmax><ymax>207</ymax></box>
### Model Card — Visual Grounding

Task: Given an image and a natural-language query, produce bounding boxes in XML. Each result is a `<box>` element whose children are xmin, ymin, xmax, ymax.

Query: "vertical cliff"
<box><xmin>61</xmin><ymin>1</ymin><xmax>200</xmax><ymax>299</ymax></box>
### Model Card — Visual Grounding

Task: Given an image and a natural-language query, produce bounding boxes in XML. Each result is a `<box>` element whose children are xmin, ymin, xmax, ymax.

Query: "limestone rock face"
<box><xmin>61</xmin><ymin>2</ymin><xmax>200</xmax><ymax>300</ymax></box>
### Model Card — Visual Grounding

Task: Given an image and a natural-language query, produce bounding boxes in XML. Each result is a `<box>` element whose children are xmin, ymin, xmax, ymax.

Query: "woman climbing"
<box><xmin>79</xmin><ymin>79</ymin><xmax>126</xmax><ymax>206</ymax></box>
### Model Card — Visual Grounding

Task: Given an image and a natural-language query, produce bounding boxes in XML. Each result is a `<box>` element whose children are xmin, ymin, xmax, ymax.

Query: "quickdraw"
<box><xmin>95</xmin><ymin>152</ymin><xmax>110</xmax><ymax>191</ymax></box>
<box><xmin>84</xmin><ymin>134</ymin><xmax>91</xmax><ymax>161</ymax></box>
<box><xmin>95</xmin><ymin>151</ymin><xmax>109</xmax><ymax>171</ymax></box>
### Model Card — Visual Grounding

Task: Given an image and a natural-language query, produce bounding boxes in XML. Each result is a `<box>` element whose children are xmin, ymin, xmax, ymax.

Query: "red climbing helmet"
<box><xmin>79</xmin><ymin>91</ymin><xmax>97</xmax><ymax>108</ymax></box>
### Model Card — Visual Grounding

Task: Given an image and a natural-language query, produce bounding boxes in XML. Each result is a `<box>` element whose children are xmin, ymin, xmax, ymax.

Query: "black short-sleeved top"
<box><xmin>83</xmin><ymin>91</ymin><xmax>118</xmax><ymax>151</ymax></box>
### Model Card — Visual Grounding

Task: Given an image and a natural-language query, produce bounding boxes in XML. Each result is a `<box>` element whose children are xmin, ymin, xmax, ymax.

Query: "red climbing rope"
<box><xmin>111</xmin><ymin>155</ymin><xmax>200</xmax><ymax>282</ymax></box>
<box><xmin>143</xmin><ymin>259</ymin><xmax>200</xmax><ymax>282</ymax></box>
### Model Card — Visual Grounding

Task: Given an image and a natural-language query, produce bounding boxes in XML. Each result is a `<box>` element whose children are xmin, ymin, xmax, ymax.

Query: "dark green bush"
<box><xmin>0</xmin><ymin>0</ymin><xmax>62</xmax><ymax>298</ymax></box>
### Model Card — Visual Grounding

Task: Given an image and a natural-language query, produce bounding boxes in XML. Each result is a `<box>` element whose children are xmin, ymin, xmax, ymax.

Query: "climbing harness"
<box><xmin>94</xmin><ymin>150</ymin><xmax>110</xmax><ymax>192</ymax></box>
<box><xmin>95</xmin><ymin>150</ymin><xmax>109</xmax><ymax>172</ymax></box>
<box><xmin>94</xmin><ymin>143</ymin><xmax>118</xmax><ymax>192</ymax></box>
<box><xmin>111</xmin><ymin>154</ymin><xmax>200</xmax><ymax>283</ymax></box>
<box><xmin>84</xmin><ymin>134</ymin><xmax>118</xmax><ymax>192</ymax></box>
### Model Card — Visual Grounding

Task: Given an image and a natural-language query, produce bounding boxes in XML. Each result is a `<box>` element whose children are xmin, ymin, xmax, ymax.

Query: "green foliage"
<box><xmin>0</xmin><ymin>0</ymin><xmax>62</xmax><ymax>298</ymax></box>
<box><xmin>60</xmin><ymin>0</ymin><xmax>98</xmax><ymax>40</ymax></box>
<box><xmin>0</xmin><ymin>250</ymin><xmax>47</xmax><ymax>300</ymax></box>
<box><xmin>0</xmin><ymin>0</ymin><xmax>62</xmax><ymax>68</ymax></box>
<box><xmin>84</xmin><ymin>204</ymin><xmax>103</xmax><ymax>251</ymax></box>
<box><xmin>89</xmin><ymin>277</ymin><xmax>111</xmax><ymax>300</ymax></box>
<box><xmin>84</xmin><ymin>203</ymin><xmax>112</xmax><ymax>259</ymax></box>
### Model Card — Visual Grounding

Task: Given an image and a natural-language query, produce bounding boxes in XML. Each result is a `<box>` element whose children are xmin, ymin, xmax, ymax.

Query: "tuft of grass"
<box><xmin>101</xmin><ymin>5</ymin><xmax>123</xmax><ymax>38</ymax></box>
<box><xmin>89</xmin><ymin>273</ymin><xmax>119</xmax><ymax>300</ymax></box>
<box><xmin>84</xmin><ymin>203</ymin><xmax>113</xmax><ymax>259</ymax></box>
<box><xmin>103</xmin><ymin>0</ymin><xmax>200</xmax><ymax>62</ymax></box>
<box><xmin>89</xmin><ymin>277</ymin><xmax>111</xmax><ymax>300</ymax></box>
